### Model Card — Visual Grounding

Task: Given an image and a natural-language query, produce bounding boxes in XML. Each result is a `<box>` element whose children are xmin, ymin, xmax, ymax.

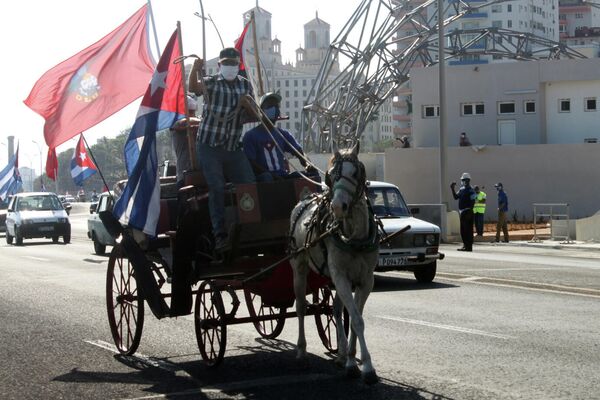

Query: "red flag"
<box><xmin>46</xmin><ymin>148</ymin><xmax>58</xmax><ymax>181</ymax></box>
<box><xmin>24</xmin><ymin>5</ymin><xmax>155</xmax><ymax>149</ymax></box>
<box><xmin>234</xmin><ymin>19</ymin><xmax>252</xmax><ymax>75</ymax></box>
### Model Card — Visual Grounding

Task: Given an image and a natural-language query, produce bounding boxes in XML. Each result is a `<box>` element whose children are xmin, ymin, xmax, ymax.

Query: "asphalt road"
<box><xmin>0</xmin><ymin>209</ymin><xmax>599</xmax><ymax>400</ymax></box>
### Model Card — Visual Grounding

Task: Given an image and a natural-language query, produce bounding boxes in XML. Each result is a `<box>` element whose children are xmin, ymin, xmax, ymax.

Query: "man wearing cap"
<box><xmin>243</xmin><ymin>92</ymin><xmax>317</xmax><ymax>182</ymax></box>
<box><xmin>188</xmin><ymin>47</ymin><xmax>256</xmax><ymax>250</ymax></box>
<box><xmin>450</xmin><ymin>172</ymin><xmax>476</xmax><ymax>251</ymax></box>
<box><xmin>493</xmin><ymin>183</ymin><xmax>509</xmax><ymax>243</ymax></box>
<box><xmin>169</xmin><ymin>95</ymin><xmax>200</xmax><ymax>187</ymax></box>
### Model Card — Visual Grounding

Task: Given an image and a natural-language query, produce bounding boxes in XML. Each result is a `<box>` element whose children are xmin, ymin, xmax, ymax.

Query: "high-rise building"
<box><xmin>559</xmin><ymin>0</ymin><xmax>600</xmax><ymax>55</ymax></box>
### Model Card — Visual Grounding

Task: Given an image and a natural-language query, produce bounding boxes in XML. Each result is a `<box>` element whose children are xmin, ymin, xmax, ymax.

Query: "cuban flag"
<box><xmin>113</xmin><ymin>29</ymin><xmax>186</xmax><ymax>236</ymax></box>
<box><xmin>0</xmin><ymin>144</ymin><xmax>22</xmax><ymax>201</ymax></box>
<box><xmin>70</xmin><ymin>134</ymin><xmax>97</xmax><ymax>186</ymax></box>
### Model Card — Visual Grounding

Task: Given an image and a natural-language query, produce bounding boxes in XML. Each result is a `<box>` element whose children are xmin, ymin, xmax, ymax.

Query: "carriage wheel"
<box><xmin>106</xmin><ymin>245</ymin><xmax>144</xmax><ymax>355</ymax></box>
<box><xmin>243</xmin><ymin>288</ymin><xmax>286</xmax><ymax>339</ymax></box>
<box><xmin>195</xmin><ymin>280</ymin><xmax>227</xmax><ymax>367</ymax></box>
<box><xmin>313</xmin><ymin>286</ymin><xmax>349</xmax><ymax>353</ymax></box>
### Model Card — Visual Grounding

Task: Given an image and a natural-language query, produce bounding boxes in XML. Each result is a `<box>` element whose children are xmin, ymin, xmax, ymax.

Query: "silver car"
<box><xmin>5</xmin><ymin>193</ymin><xmax>71</xmax><ymax>245</ymax></box>
<box><xmin>87</xmin><ymin>192</ymin><xmax>115</xmax><ymax>255</ymax></box>
<box><xmin>368</xmin><ymin>181</ymin><xmax>444</xmax><ymax>283</ymax></box>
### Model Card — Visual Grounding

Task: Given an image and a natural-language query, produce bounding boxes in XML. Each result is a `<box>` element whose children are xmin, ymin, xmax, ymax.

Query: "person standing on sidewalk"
<box><xmin>451</xmin><ymin>172</ymin><xmax>476</xmax><ymax>251</ymax></box>
<box><xmin>473</xmin><ymin>185</ymin><xmax>486</xmax><ymax>236</ymax></box>
<box><xmin>493</xmin><ymin>182</ymin><xmax>509</xmax><ymax>243</ymax></box>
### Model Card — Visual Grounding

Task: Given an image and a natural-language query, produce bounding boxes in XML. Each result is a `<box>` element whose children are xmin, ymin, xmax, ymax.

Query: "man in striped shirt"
<box><xmin>189</xmin><ymin>47</ymin><xmax>256</xmax><ymax>250</ymax></box>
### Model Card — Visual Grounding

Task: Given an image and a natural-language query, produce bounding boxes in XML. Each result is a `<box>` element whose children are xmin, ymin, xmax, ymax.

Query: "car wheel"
<box><xmin>6</xmin><ymin>231</ymin><xmax>13</xmax><ymax>245</ymax></box>
<box><xmin>63</xmin><ymin>234</ymin><xmax>71</xmax><ymax>244</ymax></box>
<box><xmin>414</xmin><ymin>261</ymin><xmax>436</xmax><ymax>283</ymax></box>
<box><xmin>93</xmin><ymin>237</ymin><xmax>106</xmax><ymax>255</ymax></box>
<box><xmin>52</xmin><ymin>236</ymin><xmax>59</xmax><ymax>243</ymax></box>
<box><xmin>14</xmin><ymin>227</ymin><xmax>23</xmax><ymax>246</ymax></box>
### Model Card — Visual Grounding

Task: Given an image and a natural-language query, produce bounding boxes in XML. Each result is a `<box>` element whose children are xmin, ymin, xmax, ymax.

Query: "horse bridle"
<box><xmin>325</xmin><ymin>155</ymin><xmax>366</xmax><ymax>207</ymax></box>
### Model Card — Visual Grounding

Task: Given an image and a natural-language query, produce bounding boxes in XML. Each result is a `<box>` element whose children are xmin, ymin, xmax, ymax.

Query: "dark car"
<box><xmin>0</xmin><ymin>197</ymin><xmax>10</xmax><ymax>232</ymax></box>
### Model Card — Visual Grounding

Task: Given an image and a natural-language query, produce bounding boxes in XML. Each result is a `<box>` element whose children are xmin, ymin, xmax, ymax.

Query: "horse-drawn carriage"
<box><xmin>102</xmin><ymin>168</ymin><xmax>347</xmax><ymax>367</ymax></box>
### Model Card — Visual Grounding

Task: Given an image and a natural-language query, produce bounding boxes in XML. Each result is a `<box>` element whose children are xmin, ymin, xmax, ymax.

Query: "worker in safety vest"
<box><xmin>473</xmin><ymin>185</ymin><xmax>486</xmax><ymax>236</ymax></box>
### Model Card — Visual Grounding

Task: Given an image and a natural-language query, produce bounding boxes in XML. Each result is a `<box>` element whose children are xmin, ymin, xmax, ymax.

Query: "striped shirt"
<box><xmin>197</xmin><ymin>74</ymin><xmax>253</xmax><ymax>151</ymax></box>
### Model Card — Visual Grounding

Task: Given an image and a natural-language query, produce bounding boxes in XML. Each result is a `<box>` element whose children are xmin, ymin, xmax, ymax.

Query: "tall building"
<box><xmin>559</xmin><ymin>0</ymin><xmax>600</xmax><ymax>55</ymax></box>
<box><xmin>203</xmin><ymin>5</ymin><xmax>393</xmax><ymax>151</ymax></box>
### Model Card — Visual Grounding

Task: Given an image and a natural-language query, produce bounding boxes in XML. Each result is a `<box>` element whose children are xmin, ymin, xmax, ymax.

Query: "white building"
<box><xmin>203</xmin><ymin>5</ymin><xmax>393</xmax><ymax>151</ymax></box>
<box><xmin>410</xmin><ymin>58</ymin><xmax>600</xmax><ymax>147</ymax></box>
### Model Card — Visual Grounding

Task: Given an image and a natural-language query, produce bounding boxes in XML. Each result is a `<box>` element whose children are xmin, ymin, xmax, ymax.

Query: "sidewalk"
<box><xmin>448</xmin><ymin>228</ymin><xmax>600</xmax><ymax>252</ymax></box>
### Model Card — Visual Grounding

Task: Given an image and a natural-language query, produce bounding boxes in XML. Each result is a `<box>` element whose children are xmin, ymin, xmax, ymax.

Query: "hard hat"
<box><xmin>259</xmin><ymin>91</ymin><xmax>282</xmax><ymax>109</ymax></box>
<box><xmin>494</xmin><ymin>182</ymin><xmax>503</xmax><ymax>188</ymax></box>
<box><xmin>460</xmin><ymin>172</ymin><xmax>471</xmax><ymax>180</ymax></box>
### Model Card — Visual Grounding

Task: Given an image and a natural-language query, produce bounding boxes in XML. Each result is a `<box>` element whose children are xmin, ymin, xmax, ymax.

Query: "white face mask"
<box><xmin>220</xmin><ymin>65</ymin><xmax>239</xmax><ymax>81</ymax></box>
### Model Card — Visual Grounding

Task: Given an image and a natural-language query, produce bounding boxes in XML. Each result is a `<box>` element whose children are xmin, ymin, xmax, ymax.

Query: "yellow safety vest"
<box><xmin>473</xmin><ymin>191</ymin><xmax>486</xmax><ymax>214</ymax></box>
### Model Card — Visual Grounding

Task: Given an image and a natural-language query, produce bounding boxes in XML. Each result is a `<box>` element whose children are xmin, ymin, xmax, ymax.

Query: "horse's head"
<box><xmin>326</xmin><ymin>142</ymin><xmax>366</xmax><ymax>220</ymax></box>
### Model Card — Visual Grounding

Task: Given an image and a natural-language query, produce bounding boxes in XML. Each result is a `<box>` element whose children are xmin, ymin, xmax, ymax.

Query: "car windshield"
<box><xmin>17</xmin><ymin>195</ymin><xmax>63</xmax><ymax>211</ymax></box>
<box><xmin>367</xmin><ymin>186</ymin><xmax>411</xmax><ymax>217</ymax></box>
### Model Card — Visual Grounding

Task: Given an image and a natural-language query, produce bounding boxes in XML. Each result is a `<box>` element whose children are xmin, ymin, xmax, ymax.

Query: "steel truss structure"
<box><xmin>302</xmin><ymin>0</ymin><xmax>587</xmax><ymax>152</ymax></box>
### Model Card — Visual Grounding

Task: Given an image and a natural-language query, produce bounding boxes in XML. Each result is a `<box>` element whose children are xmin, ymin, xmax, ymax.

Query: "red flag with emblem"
<box><xmin>23</xmin><ymin>5</ymin><xmax>155</xmax><ymax>149</ymax></box>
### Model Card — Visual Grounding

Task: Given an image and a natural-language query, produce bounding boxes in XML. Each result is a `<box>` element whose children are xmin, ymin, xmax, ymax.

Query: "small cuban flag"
<box><xmin>70</xmin><ymin>134</ymin><xmax>97</xmax><ymax>186</ymax></box>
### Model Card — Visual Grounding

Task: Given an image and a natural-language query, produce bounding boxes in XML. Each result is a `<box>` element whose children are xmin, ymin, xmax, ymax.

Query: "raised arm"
<box><xmin>188</xmin><ymin>58</ymin><xmax>205</xmax><ymax>96</ymax></box>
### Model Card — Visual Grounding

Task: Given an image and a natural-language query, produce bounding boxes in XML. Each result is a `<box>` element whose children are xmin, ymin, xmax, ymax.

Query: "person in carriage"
<box><xmin>188</xmin><ymin>47</ymin><xmax>257</xmax><ymax>251</ymax></box>
<box><xmin>242</xmin><ymin>92</ymin><xmax>319</xmax><ymax>182</ymax></box>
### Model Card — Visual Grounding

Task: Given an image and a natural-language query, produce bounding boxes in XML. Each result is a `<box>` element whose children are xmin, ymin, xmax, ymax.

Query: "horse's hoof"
<box><xmin>345</xmin><ymin>365</ymin><xmax>361</xmax><ymax>379</ymax></box>
<box><xmin>362</xmin><ymin>370</ymin><xmax>379</xmax><ymax>385</ymax></box>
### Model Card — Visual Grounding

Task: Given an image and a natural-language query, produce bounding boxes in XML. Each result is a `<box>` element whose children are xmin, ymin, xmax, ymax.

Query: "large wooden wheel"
<box><xmin>194</xmin><ymin>280</ymin><xmax>227</xmax><ymax>367</ymax></box>
<box><xmin>313</xmin><ymin>286</ymin><xmax>349</xmax><ymax>353</ymax></box>
<box><xmin>243</xmin><ymin>288</ymin><xmax>286</xmax><ymax>339</ymax></box>
<box><xmin>106</xmin><ymin>245</ymin><xmax>144</xmax><ymax>355</ymax></box>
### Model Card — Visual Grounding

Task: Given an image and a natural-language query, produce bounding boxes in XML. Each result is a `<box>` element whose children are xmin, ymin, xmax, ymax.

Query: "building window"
<box><xmin>285</xmin><ymin>80</ymin><xmax>289</xmax><ymax>87</ymax></box>
<box><xmin>294</xmin><ymin>90</ymin><xmax>298</xmax><ymax>97</ymax></box>
<box><xmin>294</xmin><ymin>80</ymin><xmax>298</xmax><ymax>87</ymax></box>
<box><xmin>585</xmin><ymin>97</ymin><xmax>597</xmax><ymax>112</ymax></box>
<box><xmin>303</xmin><ymin>90</ymin><xmax>307</xmax><ymax>97</ymax></box>
<box><xmin>559</xmin><ymin>99</ymin><xmax>571</xmax><ymax>113</ymax></box>
<box><xmin>507</xmin><ymin>20</ymin><xmax>512</xmax><ymax>28</ymax></box>
<box><xmin>575</xmin><ymin>13</ymin><xmax>583</xmax><ymax>19</ymax></box>
<box><xmin>276</xmin><ymin>81</ymin><xmax>281</xmax><ymax>88</ymax></box>
<box><xmin>491</xmin><ymin>4</ymin><xmax>502</xmax><ymax>13</ymax></box>
<box><xmin>524</xmin><ymin>100</ymin><xmax>536</xmax><ymax>114</ymax></box>
<box><xmin>498</xmin><ymin>101</ymin><xmax>516</xmax><ymax>115</ymax></box>
<box><xmin>285</xmin><ymin>90</ymin><xmax>289</xmax><ymax>97</ymax></box>
<box><xmin>422</xmin><ymin>105</ymin><xmax>439</xmax><ymax>118</ymax></box>
<box><xmin>303</xmin><ymin>79</ymin><xmax>307</xmax><ymax>86</ymax></box>
<box><xmin>461</xmin><ymin>102</ymin><xmax>485</xmax><ymax>116</ymax></box>
<box><xmin>507</xmin><ymin>4</ymin><xmax>512</xmax><ymax>12</ymax></box>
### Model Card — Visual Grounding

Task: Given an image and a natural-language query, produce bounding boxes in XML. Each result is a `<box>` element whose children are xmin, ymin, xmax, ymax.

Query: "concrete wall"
<box><xmin>576</xmin><ymin>211</ymin><xmax>600</xmax><ymax>242</ymax></box>
<box><xmin>411</xmin><ymin>58</ymin><xmax>600</xmax><ymax>147</ymax></box>
<box><xmin>384</xmin><ymin>143</ymin><xmax>600</xmax><ymax>221</ymax></box>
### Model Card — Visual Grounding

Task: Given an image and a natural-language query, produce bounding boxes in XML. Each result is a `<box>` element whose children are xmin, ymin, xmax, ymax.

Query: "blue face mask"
<box><xmin>264</xmin><ymin>106</ymin><xmax>279</xmax><ymax>121</ymax></box>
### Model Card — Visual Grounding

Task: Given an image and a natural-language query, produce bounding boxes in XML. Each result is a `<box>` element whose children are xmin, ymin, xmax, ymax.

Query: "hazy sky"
<box><xmin>0</xmin><ymin>0</ymin><xmax>354</xmax><ymax>173</ymax></box>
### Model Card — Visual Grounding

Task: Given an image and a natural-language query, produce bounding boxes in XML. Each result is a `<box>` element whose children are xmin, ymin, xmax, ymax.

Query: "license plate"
<box><xmin>39</xmin><ymin>226</ymin><xmax>54</xmax><ymax>232</ymax></box>
<box><xmin>378</xmin><ymin>256</ymin><xmax>407</xmax><ymax>267</ymax></box>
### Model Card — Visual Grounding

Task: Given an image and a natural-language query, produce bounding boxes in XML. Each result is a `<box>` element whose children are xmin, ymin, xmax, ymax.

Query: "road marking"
<box><xmin>85</xmin><ymin>339</ymin><xmax>335</xmax><ymax>399</ymax></box>
<box><xmin>119</xmin><ymin>373</ymin><xmax>333</xmax><ymax>400</ymax></box>
<box><xmin>84</xmin><ymin>340</ymin><xmax>182</xmax><ymax>373</ymax></box>
<box><xmin>23</xmin><ymin>256</ymin><xmax>50</xmax><ymax>262</ymax></box>
<box><xmin>377</xmin><ymin>315</ymin><xmax>515</xmax><ymax>340</ymax></box>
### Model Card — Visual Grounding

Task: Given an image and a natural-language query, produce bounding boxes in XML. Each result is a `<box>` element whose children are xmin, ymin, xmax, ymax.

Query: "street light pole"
<box><xmin>32</xmin><ymin>140</ymin><xmax>43</xmax><ymax>191</ymax></box>
<box><xmin>438</xmin><ymin>0</ymin><xmax>450</xmax><ymax>240</ymax></box>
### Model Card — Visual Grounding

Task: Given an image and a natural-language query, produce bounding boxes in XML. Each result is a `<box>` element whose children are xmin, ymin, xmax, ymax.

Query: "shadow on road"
<box><xmin>373</xmin><ymin>274</ymin><xmax>457</xmax><ymax>293</ymax></box>
<box><xmin>53</xmin><ymin>337</ymin><xmax>448</xmax><ymax>399</ymax></box>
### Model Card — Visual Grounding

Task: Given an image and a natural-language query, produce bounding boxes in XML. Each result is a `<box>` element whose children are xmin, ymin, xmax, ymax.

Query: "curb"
<box><xmin>444</xmin><ymin>240</ymin><xmax>600</xmax><ymax>252</ymax></box>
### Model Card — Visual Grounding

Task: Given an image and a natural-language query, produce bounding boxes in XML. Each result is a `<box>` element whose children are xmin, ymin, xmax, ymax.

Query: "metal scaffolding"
<box><xmin>302</xmin><ymin>0</ymin><xmax>587</xmax><ymax>152</ymax></box>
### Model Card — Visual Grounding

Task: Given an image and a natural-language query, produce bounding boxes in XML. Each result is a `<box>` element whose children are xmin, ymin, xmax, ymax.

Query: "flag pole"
<box><xmin>147</xmin><ymin>0</ymin><xmax>162</xmax><ymax>58</ymax></box>
<box><xmin>177</xmin><ymin>21</ymin><xmax>197</xmax><ymax>171</ymax></box>
<box><xmin>198</xmin><ymin>0</ymin><xmax>207</xmax><ymax>73</ymax></box>
<box><xmin>250</xmin><ymin>11</ymin><xmax>264</xmax><ymax>96</ymax></box>
<box><xmin>82</xmin><ymin>134</ymin><xmax>113</xmax><ymax>199</ymax></box>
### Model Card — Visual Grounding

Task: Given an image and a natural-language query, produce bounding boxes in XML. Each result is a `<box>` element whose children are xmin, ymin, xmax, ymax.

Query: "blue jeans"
<box><xmin>197</xmin><ymin>143</ymin><xmax>255</xmax><ymax>235</ymax></box>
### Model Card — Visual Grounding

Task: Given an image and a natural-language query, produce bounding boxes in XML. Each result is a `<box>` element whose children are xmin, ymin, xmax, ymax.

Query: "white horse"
<box><xmin>289</xmin><ymin>142</ymin><xmax>379</xmax><ymax>384</ymax></box>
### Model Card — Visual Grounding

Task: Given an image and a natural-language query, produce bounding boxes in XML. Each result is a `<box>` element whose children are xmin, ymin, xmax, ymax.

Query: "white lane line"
<box><xmin>458</xmin><ymin>267</ymin><xmax>560</xmax><ymax>272</ymax></box>
<box><xmin>84</xmin><ymin>340</ymin><xmax>181</xmax><ymax>373</ymax></box>
<box><xmin>23</xmin><ymin>256</ymin><xmax>50</xmax><ymax>262</ymax></box>
<box><xmin>120</xmin><ymin>373</ymin><xmax>333</xmax><ymax>400</ymax></box>
<box><xmin>377</xmin><ymin>315</ymin><xmax>515</xmax><ymax>340</ymax></box>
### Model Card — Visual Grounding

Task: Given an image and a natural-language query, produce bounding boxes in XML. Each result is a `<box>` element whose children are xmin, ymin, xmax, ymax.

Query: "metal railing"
<box><xmin>531</xmin><ymin>203</ymin><xmax>573</xmax><ymax>243</ymax></box>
